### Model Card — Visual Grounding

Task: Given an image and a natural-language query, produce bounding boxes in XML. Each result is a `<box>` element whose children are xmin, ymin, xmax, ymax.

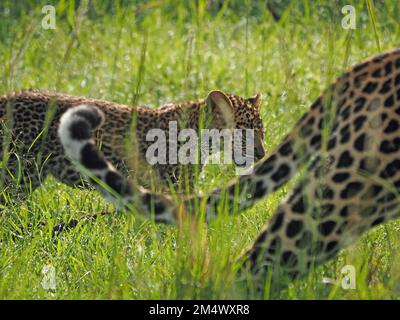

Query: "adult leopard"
<box><xmin>59</xmin><ymin>49</ymin><xmax>400</xmax><ymax>288</ymax></box>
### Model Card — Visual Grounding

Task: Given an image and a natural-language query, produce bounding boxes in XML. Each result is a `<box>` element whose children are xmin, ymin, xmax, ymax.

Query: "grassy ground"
<box><xmin>1</xmin><ymin>0</ymin><xmax>400</xmax><ymax>299</ymax></box>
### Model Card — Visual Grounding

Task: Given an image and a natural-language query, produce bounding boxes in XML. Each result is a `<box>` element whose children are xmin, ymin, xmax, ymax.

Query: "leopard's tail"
<box><xmin>58</xmin><ymin>104</ymin><xmax>176</xmax><ymax>223</ymax></box>
<box><xmin>58</xmin><ymin>105</ymin><xmax>134</xmax><ymax>207</ymax></box>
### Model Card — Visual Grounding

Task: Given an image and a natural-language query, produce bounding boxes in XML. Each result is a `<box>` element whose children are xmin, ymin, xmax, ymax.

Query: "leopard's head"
<box><xmin>205</xmin><ymin>90</ymin><xmax>265</xmax><ymax>165</ymax></box>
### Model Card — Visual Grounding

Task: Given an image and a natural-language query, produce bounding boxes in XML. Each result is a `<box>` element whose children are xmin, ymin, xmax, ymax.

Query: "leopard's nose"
<box><xmin>255</xmin><ymin>146</ymin><xmax>265</xmax><ymax>160</ymax></box>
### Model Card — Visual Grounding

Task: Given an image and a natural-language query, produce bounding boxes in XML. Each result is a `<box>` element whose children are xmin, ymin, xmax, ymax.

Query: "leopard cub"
<box><xmin>0</xmin><ymin>89</ymin><xmax>265</xmax><ymax>200</ymax></box>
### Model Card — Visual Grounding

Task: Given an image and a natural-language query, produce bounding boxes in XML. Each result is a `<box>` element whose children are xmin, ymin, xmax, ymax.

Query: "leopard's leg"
<box><xmin>0</xmin><ymin>153</ymin><xmax>53</xmax><ymax>238</ymax></box>
<box><xmin>1</xmin><ymin>115</ymin><xmax>50</xmax><ymax>204</ymax></box>
<box><xmin>46</xmin><ymin>154</ymin><xmax>87</xmax><ymax>188</ymax></box>
<box><xmin>157</xmin><ymin>163</ymin><xmax>199</xmax><ymax>192</ymax></box>
<box><xmin>46</xmin><ymin>155</ymin><xmax>112</xmax><ymax>234</ymax></box>
<box><xmin>183</xmin><ymin>163</ymin><xmax>204</xmax><ymax>191</ymax></box>
<box><xmin>0</xmin><ymin>153</ymin><xmax>47</xmax><ymax>205</ymax></box>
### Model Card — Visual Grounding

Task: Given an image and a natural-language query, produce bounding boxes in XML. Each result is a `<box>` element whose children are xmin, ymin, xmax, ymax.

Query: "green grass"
<box><xmin>1</xmin><ymin>0</ymin><xmax>400</xmax><ymax>299</ymax></box>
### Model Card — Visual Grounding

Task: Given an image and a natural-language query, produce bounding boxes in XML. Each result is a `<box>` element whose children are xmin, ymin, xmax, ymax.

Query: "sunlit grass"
<box><xmin>0</xmin><ymin>0</ymin><xmax>400</xmax><ymax>299</ymax></box>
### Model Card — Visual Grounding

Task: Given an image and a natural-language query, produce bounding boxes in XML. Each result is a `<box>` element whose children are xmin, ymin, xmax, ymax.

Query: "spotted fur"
<box><xmin>0</xmin><ymin>89</ymin><xmax>264</xmax><ymax>201</ymax></box>
<box><xmin>61</xmin><ymin>49</ymin><xmax>400</xmax><ymax>287</ymax></box>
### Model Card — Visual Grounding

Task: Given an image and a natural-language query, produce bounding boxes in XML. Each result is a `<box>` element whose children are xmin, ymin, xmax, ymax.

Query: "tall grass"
<box><xmin>0</xmin><ymin>0</ymin><xmax>400</xmax><ymax>299</ymax></box>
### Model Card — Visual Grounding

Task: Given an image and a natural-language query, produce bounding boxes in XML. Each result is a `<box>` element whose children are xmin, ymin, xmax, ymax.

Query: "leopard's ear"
<box><xmin>206</xmin><ymin>90</ymin><xmax>235</xmax><ymax>127</ymax></box>
<box><xmin>247</xmin><ymin>93</ymin><xmax>262</xmax><ymax>109</ymax></box>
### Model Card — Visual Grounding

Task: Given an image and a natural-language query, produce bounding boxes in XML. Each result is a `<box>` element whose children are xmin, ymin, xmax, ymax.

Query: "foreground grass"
<box><xmin>1</xmin><ymin>0</ymin><xmax>400</xmax><ymax>299</ymax></box>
